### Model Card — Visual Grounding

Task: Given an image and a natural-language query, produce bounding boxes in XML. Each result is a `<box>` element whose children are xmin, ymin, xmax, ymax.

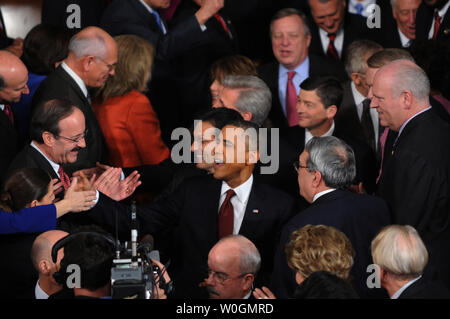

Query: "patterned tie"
<box><xmin>361</xmin><ymin>98</ymin><xmax>376</xmax><ymax>152</ymax></box>
<box><xmin>355</xmin><ymin>3</ymin><xmax>364</xmax><ymax>15</ymax></box>
<box><xmin>58</xmin><ymin>166</ymin><xmax>71</xmax><ymax>190</ymax></box>
<box><xmin>286</xmin><ymin>71</ymin><xmax>299</xmax><ymax>127</ymax></box>
<box><xmin>432</xmin><ymin>11</ymin><xmax>441</xmax><ymax>40</ymax></box>
<box><xmin>218</xmin><ymin>189</ymin><xmax>236</xmax><ymax>239</ymax></box>
<box><xmin>151</xmin><ymin>10</ymin><xmax>165</xmax><ymax>34</ymax></box>
<box><xmin>327</xmin><ymin>33</ymin><xmax>339</xmax><ymax>60</ymax></box>
<box><xmin>3</xmin><ymin>104</ymin><xmax>14</xmax><ymax>125</ymax></box>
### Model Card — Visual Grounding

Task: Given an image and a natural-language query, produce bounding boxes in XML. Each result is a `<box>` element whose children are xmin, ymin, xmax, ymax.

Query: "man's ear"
<box><xmin>82</xmin><ymin>55</ymin><xmax>95</xmax><ymax>72</ymax></box>
<box><xmin>312</xmin><ymin>170</ymin><xmax>322</xmax><ymax>187</ymax></box>
<box><xmin>241</xmin><ymin>112</ymin><xmax>253</xmax><ymax>122</ymax></box>
<box><xmin>42</xmin><ymin>131</ymin><xmax>55</xmax><ymax>147</ymax></box>
<box><xmin>326</xmin><ymin>105</ymin><xmax>338</xmax><ymax>119</ymax></box>
<box><xmin>401</xmin><ymin>90</ymin><xmax>413</xmax><ymax>110</ymax></box>
<box><xmin>350</xmin><ymin>72</ymin><xmax>360</xmax><ymax>85</ymax></box>
<box><xmin>39</xmin><ymin>259</ymin><xmax>53</xmax><ymax>275</ymax></box>
<box><xmin>242</xmin><ymin>274</ymin><xmax>255</xmax><ymax>291</ymax></box>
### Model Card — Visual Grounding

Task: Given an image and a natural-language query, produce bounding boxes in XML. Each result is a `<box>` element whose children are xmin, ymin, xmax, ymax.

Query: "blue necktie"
<box><xmin>151</xmin><ymin>10</ymin><xmax>165</xmax><ymax>33</ymax></box>
<box><xmin>355</xmin><ymin>3</ymin><xmax>364</xmax><ymax>15</ymax></box>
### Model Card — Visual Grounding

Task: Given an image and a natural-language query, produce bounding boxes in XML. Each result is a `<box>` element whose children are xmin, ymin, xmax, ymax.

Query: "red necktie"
<box><xmin>327</xmin><ymin>33</ymin><xmax>339</xmax><ymax>60</ymax></box>
<box><xmin>218</xmin><ymin>189</ymin><xmax>235</xmax><ymax>239</ymax></box>
<box><xmin>214</xmin><ymin>13</ymin><xmax>233</xmax><ymax>39</ymax></box>
<box><xmin>3</xmin><ymin>104</ymin><xmax>14</xmax><ymax>125</ymax></box>
<box><xmin>58</xmin><ymin>166</ymin><xmax>71</xmax><ymax>190</ymax></box>
<box><xmin>432</xmin><ymin>11</ymin><xmax>441</xmax><ymax>40</ymax></box>
<box><xmin>286</xmin><ymin>71</ymin><xmax>298</xmax><ymax>127</ymax></box>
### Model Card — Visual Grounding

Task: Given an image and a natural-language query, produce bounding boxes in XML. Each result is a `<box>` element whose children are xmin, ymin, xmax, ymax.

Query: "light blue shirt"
<box><xmin>278</xmin><ymin>57</ymin><xmax>310</xmax><ymax>117</ymax></box>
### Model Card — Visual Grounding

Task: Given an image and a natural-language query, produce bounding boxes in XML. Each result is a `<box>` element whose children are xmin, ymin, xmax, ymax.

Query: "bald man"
<box><xmin>0</xmin><ymin>50</ymin><xmax>29</xmax><ymax>180</ymax></box>
<box><xmin>31</xmin><ymin>230</ymin><xmax>69</xmax><ymax>299</ymax></box>
<box><xmin>371</xmin><ymin>59</ymin><xmax>450</xmax><ymax>289</ymax></box>
<box><xmin>32</xmin><ymin>26</ymin><xmax>116</xmax><ymax>175</ymax></box>
<box><xmin>203</xmin><ymin>235</ymin><xmax>261</xmax><ymax>299</ymax></box>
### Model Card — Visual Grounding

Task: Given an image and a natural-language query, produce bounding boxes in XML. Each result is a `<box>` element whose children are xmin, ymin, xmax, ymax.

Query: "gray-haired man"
<box><xmin>271</xmin><ymin>136</ymin><xmax>390</xmax><ymax>298</ymax></box>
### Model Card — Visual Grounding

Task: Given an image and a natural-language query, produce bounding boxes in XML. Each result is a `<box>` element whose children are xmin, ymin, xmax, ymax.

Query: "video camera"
<box><xmin>111</xmin><ymin>201</ymin><xmax>173</xmax><ymax>299</ymax></box>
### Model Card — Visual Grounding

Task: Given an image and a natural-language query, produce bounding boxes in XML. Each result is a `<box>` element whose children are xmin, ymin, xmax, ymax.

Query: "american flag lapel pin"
<box><xmin>252</xmin><ymin>209</ymin><xmax>259</xmax><ymax>214</ymax></box>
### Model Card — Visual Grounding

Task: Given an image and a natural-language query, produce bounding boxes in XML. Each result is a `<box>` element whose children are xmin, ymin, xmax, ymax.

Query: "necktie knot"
<box><xmin>224</xmin><ymin>189</ymin><xmax>236</xmax><ymax>201</ymax></box>
<box><xmin>328</xmin><ymin>33</ymin><xmax>336</xmax><ymax>42</ymax></box>
<box><xmin>288</xmin><ymin>71</ymin><xmax>296</xmax><ymax>81</ymax></box>
<box><xmin>355</xmin><ymin>3</ymin><xmax>364</xmax><ymax>15</ymax></box>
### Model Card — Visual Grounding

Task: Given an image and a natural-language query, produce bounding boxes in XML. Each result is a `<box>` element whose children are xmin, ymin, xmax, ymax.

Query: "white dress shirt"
<box><xmin>218</xmin><ymin>175</ymin><xmax>253</xmax><ymax>234</ymax></box>
<box><xmin>278</xmin><ymin>57</ymin><xmax>310</xmax><ymax>117</ymax></box>
<box><xmin>61</xmin><ymin>62</ymin><xmax>89</xmax><ymax>100</ymax></box>
<box><xmin>397</xmin><ymin>27</ymin><xmax>412</xmax><ymax>48</ymax></box>
<box><xmin>313</xmin><ymin>188</ymin><xmax>337</xmax><ymax>203</ymax></box>
<box><xmin>319</xmin><ymin>27</ymin><xmax>344</xmax><ymax>58</ymax></box>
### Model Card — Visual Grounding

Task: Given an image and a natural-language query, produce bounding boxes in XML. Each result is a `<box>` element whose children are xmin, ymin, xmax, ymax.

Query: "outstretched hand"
<box><xmin>55</xmin><ymin>177</ymin><xmax>97</xmax><ymax>217</ymax></box>
<box><xmin>95</xmin><ymin>167</ymin><xmax>141</xmax><ymax>201</ymax></box>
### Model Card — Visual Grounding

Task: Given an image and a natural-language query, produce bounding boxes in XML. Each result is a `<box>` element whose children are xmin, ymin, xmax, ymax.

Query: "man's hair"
<box><xmin>219</xmin><ymin>235</ymin><xmax>261</xmax><ymax>276</ymax></box>
<box><xmin>197</xmin><ymin>107</ymin><xmax>243</xmax><ymax>130</ymax></box>
<box><xmin>371</xmin><ymin>225</ymin><xmax>429</xmax><ymax>281</ymax></box>
<box><xmin>223</xmin><ymin>118</ymin><xmax>261</xmax><ymax>152</ymax></box>
<box><xmin>270</xmin><ymin>8</ymin><xmax>311</xmax><ymax>36</ymax></box>
<box><xmin>388</xmin><ymin>61</ymin><xmax>431</xmax><ymax>100</ymax></box>
<box><xmin>68</xmin><ymin>32</ymin><xmax>107</xmax><ymax>59</ymax></box>
<box><xmin>222</xmin><ymin>75</ymin><xmax>272</xmax><ymax>126</ymax></box>
<box><xmin>344</xmin><ymin>40</ymin><xmax>383</xmax><ymax>76</ymax></box>
<box><xmin>305</xmin><ymin>136</ymin><xmax>356</xmax><ymax>188</ymax></box>
<box><xmin>286</xmin><ymin>224</ymin><xmax>355</xmax><ymax>280</ymax></box>
<box><xmin>367</xmin><ymin>48</ymin><xmax>414</xmax><ymax>69</ymax></box>
<box><xmin>210</xmin><ymin>55</ymin><xmax>258</xmax><ymax>85</ymax></box>
<box><xmin>30</xmin><ymin>99</ymin><xmax>78</xmax><ymax>143</ymax></box>
<box><xmin>98</xmin><ymin>35</ymin><xmax>154</xmax><ymax>102</ymax></box>
<box><xmin>59</xmin><ymin>231</ymin><xmax>114</xmax><ymax>291</ymax></box>
<box><xmin>300</xmin><ymin>76</ymin><xmax>343</xmax><ymax>110</ymax></box>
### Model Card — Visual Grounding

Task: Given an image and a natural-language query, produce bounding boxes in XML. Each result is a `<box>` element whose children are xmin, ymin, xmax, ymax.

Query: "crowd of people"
<box><xmin>0</xmin><ymin>0</ymin><xmax>449</xmax><ymax>299</ymax></box>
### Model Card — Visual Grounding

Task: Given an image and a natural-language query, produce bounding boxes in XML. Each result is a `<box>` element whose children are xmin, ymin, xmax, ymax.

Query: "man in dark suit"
<box><xmin>258</xmin><ymin>8</ymin><xmax>347</xmax><ymax>134</ymax></box>
<box><xmin>0</xmin><ymin>50</ymin><xmax>29</xmax><ymax>182</ymax></box>
<box><xmin>371</xmin><ymin>225</ymin><xmax>450</xmax><ymax>299</ymax></box>
<box><xmin>271</xmin><ymin>136</ymin><xmax>390</xmax><ymax>298</ymax></box>
<box><xmin>335</xmin><ymin>40</ymin><xmax>382</xmax><ymax>161</ymax></box>
<box><xmin>415</xmin><ymin>0</ymin><xmax>450</xmax><ymax>45</ymax></box>
<box><xmin>363</xmin><ymin>0</ymin><xmax>419</xmax><ymax>49</ymax></box>
<box><xmin>89</xmin><ymin>119</ymin><xmax>296</xmax><ymax>298</ymax></box>
<box><xmin>100</xmin><ymin>0</ymin><xmax>225</xmax><ymax>145</ymax></box>
<box><xmin>285</xmin><ymin>76</ymin><xmax>377</xmax><ymax>193</ymax></box>
<box><xmin>306</xmin><ymin>0</ymin><xmax>368</xmax><ymax>61</ymax></box>
<box><xmin>32</xmin><ymin>26</ymin><xmax>115</xmax><ymax>175</ymax></box>
<box><xmin>372</xmin><ymin>59</ymin><xmax>450</xmax><ymax>289</ymax></box>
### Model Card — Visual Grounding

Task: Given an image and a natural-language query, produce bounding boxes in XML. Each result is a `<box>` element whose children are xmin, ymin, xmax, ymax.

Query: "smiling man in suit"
<box><xmin>90</xmin><ymin>118</ymin><xmax>296</xmax><ymax>298</ymax></box>
<box><xmin>258</xmin><ymin>8</ymin><xmax>347</xmax><ymax>134</ymax></box>
<box><xmin>32</xmin><ymin>26</ymin><xmax>116</xmax><ymax>175</ymax></box>
<box><xmin>415</xmin><ymin>0</ymin><xmax>450</xmax><ymax>44</ymax></box>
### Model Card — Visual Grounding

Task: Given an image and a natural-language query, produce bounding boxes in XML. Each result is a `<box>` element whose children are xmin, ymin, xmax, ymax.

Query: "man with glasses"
<box><xmin>271</xmin><ymin>136</ymin><xmax>390</xmax><ymax>299</ymax></box>
<box><xmin>32</xmin><ymin>26</ymin><xmax>117</xmax><ymax>175</ymax></box>
<box><xmin>6</xmin><ymin>99</ymin><xmax>140</xmax><ymax>231</ymax></box>
<box><xmin>201</xmin><ymin>235</ymin><xmax>260</xmax><ymax>299</ymax></box>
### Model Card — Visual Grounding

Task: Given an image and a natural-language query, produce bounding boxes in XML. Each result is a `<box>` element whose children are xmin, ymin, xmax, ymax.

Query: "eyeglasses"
<box><xmin>206</xmin><ymin>268</ymin><xmax>249</xmax><ymax>285</ymax></box>
<box><xmin>95</xmin><ymin>56</ymin><xmax>116</xmax><ymax>72</ymax></box>
<box><xmin>55</xmin><ymin>129</ymin><xmax>88</xmax><ymax>144</ymax></box>
<box><xmin>293</xmin><ymin>160</ymin><xmax>309</xmax><ymax>173</ymax></box>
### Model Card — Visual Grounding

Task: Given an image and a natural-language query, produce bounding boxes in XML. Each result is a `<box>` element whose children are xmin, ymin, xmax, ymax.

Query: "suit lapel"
<box><xmin>239</xmin><ymin>181</ymin><xmax>265</xmax><ymax>236</ymax></box>
<box><xmin>56</xmin><ymin>66</ymin><xmax>91</xmax><ymax>107</ymax></box>
<box><xmin>26</xmin><ymin>145</ymin><xmax>60</xmax><ymax>180</ymax></box>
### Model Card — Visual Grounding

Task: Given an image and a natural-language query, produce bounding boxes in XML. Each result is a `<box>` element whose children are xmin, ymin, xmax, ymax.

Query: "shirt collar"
<box><xmin>350</xmin><ymin>81</ymin><xmax>366</xmax><ymax>106</ymax></box>
<box><xmin>305</xmin><ymin>121</ymin><xmax>335</xmax><ymax>144</ymax></box>
<box><xmin>61</xmin><ymin>62</ymin><xmax>89</xmax><ymax>99</ymax></box>
<box><xmin>35</xmin><ymin>280</ymin><xmax>49</xmax><ymax>299</ymax></box>
<box><xmin>397</xmin><ymin>107</ymin><xmax>432</xmax><ymax>139</ymax></box>
<box><xmin>220</xmin><ymin>174</ymin><xmax>253</xmax><ymax>205</ymax></box>
<box><xmin>0</xmin><ymin>104</ymin><xmax>4</xmax><ymax>111</ymax></box>
<box><xmin>397</xmin><ymin>27</ymin><xmax>412</xmax><ymax>47</ymax></box>
<box><xmin>313</xmin><ymin>188</ymin><xmax>337</xmax><ymax>202</ymax></box>
<box><xmin>437</xmin><ymin>1</ymin><xmax>450</xmax><ymax>18</ymax></box>
<box><xmin>391</xmin><ymin>275</ymin><xmax>422</xmax><ymax>299</ymax></box>
<box><xmin>279</xmin><ymin>56</ymin><xmax>310</xmax><ymax>77</ymax></box>
<box><xmin>31</xmin><ymin>141</ymin><xmax>61</xmax><ymax>177</ymax></box>
<box><xmin>139</xmin><ymin>0</ymin><xmax>154</xmax><ymax>13</ymax></box>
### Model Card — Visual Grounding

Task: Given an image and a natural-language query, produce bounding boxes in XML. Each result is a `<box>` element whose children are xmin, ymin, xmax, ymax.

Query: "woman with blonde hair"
<box><xmin>94</xmin><ymin>34</ymin><xmax>170</xmax><ymax>168</ymax></box>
